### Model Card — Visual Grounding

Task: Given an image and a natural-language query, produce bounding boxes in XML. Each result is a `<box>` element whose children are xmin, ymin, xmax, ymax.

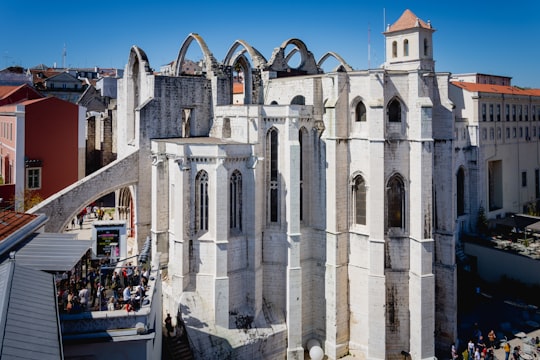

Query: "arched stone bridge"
<box><xmin>28</xmin><ymin>151</ymin><xmax>139</xmax><ymax>233</ymax></box>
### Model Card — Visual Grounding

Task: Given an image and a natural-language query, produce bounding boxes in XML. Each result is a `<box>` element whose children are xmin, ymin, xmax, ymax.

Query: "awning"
<box><xmin>489</xmin><ymin>214</ymin><xmax>540</xmax><ymax>230</ymax></box>
<box><xmin>0</xmin><ymin>260</ymin><xmax>63</xmax><ymax>359</ymax></box>
<box><xmin>13</xmin><ymin>232</ymin><xmax>91</xmax><ymax>272</ymax></box>
<box><xmin>525</xmin><ymin>221</ymin><xmax>540</xmax><ymax>233</ymax></box>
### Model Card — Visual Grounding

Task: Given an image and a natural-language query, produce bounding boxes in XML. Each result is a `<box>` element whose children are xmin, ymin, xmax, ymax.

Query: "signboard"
<box><xmin>96</xmin><ymin>229</ymin><xmax>120</xmax><ymax>258</ymax></box>
<box><xmin>92</xmin><ymin>220</ymin><xmax>127</xmax><ymax>260</ymax></box>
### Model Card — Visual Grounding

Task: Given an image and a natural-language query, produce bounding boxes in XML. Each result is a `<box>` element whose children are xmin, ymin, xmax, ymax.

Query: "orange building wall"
<box><xmin>24</xmin><ymin>97</ymin><xmax>79</xmax><ymax>199</ymax></box>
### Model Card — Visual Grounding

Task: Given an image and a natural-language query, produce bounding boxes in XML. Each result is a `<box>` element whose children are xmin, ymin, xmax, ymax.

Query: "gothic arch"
<box><xmin>351</xmin><ymin>96</ymin><xmax>367</xmax><ymax>122</ymax></box>
<box><xmin>126</xmin><ymin>46</ymin><xmax>152</xmax><ymax>142</ymax></box>
<box><xmin>387</xmin><ymin>96</ymin><xmax>404</xmax><ymax>123</ymax></box>
<box><xmin>231</xmin><ymin>54</ymin><xmax>252</xmax><ymax>105</ymax></box>
<box><xmin>117</xmin><ymin>187</ymin><xmax>134</xmax><ymax>236</ymax></box>
<box><xmin>266</xmin><ymin>38</ymin><xmax>320</xmax><ymax>74</ymax></box>
<box><xmin>266</xmin><ymin>127</ymin><xmax>279</xmax><ymax>223</ymax></box>
<box><xmin>126</xmin><ymin>46</ymin><xmax>152</xmax><ymax>77</ymax></box>
<box><xmin>386</xmin><ymin>173</ymin><xmax>406</xmax><ymax>229</ymax></box>
<box><xmin>174</xmin><ymin>33</ymin><xmax>219</xmax><ymax>77</ymax></box>
<box><xmin>317</xmin><ymin>51</ymin><xmax>354</xmax><ymax>72</ymax></box>
<box><xmin>223</xmin><ymin>39</ymin><xmax>267</xmax><ymax>69</ymax></box>
<box><xmin>350</xmin><ymin>171</ymin><xmax>367</xmax><ymax>226</ymax></box>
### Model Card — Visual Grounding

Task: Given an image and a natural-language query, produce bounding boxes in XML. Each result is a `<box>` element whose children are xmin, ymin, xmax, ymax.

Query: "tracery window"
<box><xmin>353</xmin><ymin>175</ymin><xmax>366</xmax><ymax>225</ymax></box>
<box><xmin>195</xmin><ymin>170</ymin><xmax>209</xmax><ymax>232</ymax></box>
<box><xmin>230</xmin><ymin>170</ymin><xmax>242</xmax><ymax>231</ymax></box>
<box><xmin>387</xmin><ymin>175</ymin><xmax>405</xmax><ymax>229</ymax></box>
<box><xmin>267</xmin><ymin>128</ymin><xmax>279</xmax><ymax>223</ymax></box>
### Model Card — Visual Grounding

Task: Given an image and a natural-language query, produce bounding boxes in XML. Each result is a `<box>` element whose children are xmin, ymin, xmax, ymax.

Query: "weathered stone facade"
<box><xmin>117</xmin><ymin>9</ymin><xmax>456</xmax><ymax>360</ymax></box>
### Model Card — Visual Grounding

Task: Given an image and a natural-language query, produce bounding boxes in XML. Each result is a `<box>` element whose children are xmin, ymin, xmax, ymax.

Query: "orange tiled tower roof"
<box><xmin>387</xmin><ymin>9</ymin><xmax>432</xmax><ymax>32</ymax></box>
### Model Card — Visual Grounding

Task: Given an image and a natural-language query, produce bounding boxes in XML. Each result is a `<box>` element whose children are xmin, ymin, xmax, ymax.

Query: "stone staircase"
<box><xmin>163</xmin><ymin>324</ymin><xmax>193</xmax><ymax>360</ymax></box>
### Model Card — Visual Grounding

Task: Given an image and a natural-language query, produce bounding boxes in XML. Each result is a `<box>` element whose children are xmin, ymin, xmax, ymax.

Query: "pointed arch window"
<box><xmin>267</xmin><ymin>128</ymin><xmax>279</xmax><ymax>223</ymax></box>
<box><xmin>196</xmin><ymin>170</ymin><xmax>209</xmax><ymax>232</ymax></box>
<box><xmin>403</xmin><ymin>39</ymin><xmax>409</xmax><ymax>56</ymax></box>
<box><xmin>230</xmin><ymin>170</ymin><xmax>242</xmax><ymax>231</ymax></box>
<box><xmin>353</xmin><ymin>175</ymin><xmax>366</xmax><ymax>225</ymax></box>
<box><xmin>355</xmin><ymin>101</ymin><xmax>367</xmax><ymax>122</ymax></box>
<box><xmin>388</xmin><ymin>98</ymin><xmax>402</xmax><ymax>123</ymax></box>
<box><xmin>392</xmin><ymin>41</ymin><xmax>398</xmax><ymax>58</ymax></box>
<box><xmin>457</xmin><ymin>167</ymin><xmax>465</xmax><ymax>216</ymax></box>
<box><xmin>387</xmin><ymin>175</ymin><xmax>405</xmax><ymax>228</ymax></box>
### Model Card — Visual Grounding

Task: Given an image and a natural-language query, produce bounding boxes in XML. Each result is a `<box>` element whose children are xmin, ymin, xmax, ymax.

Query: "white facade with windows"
<box><xmin>117</xmin><ymin>10</ymin><xmax>457</xmax><ymax>360</ymax></box>
<box><xmin>450</xmin><ymin>79</ymin><xmax>540</xmax><ymax>235</ymax></box>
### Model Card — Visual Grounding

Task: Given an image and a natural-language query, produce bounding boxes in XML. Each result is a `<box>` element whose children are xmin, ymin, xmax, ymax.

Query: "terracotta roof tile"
<box><xmin>233</xmin><ymin>82</ymin><xmax>243</xmax><ymax>94</ymax></box>
<box><xmin>0</xmin><ymin>210</ymin><xmax>38</xmax><ymax>241</ymax></box>
<box><xmin>387</xmin><ymin>9</ymin><xmax>432</xmax><ymax>32</ymax></box>
<box><xmin>450</xmin><ymin>81</ymin><xmax>540</xmax><ymax>96</ymax></box>
<box><xmin>0</xmin><ymin>86</ymin><xmax>20</xmax><ymax>100</ymax></box>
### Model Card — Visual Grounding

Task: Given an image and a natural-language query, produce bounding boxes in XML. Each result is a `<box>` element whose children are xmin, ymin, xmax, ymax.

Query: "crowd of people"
<box><xmin>454</xmin><ymin>323</ymin><xmax>540</xmax><ymax>360</ymax></box>
<box><xmin>57</xmin><ymin>259</ymin><xmax>149</xmax><ymax>314</ymax></box>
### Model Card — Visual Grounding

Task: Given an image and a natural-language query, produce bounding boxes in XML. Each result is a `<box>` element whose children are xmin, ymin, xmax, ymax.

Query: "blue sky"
<box><xmin>2</xmin><ymin>1</ymin><xmax>540</xmax><ymax>87</ymax></box>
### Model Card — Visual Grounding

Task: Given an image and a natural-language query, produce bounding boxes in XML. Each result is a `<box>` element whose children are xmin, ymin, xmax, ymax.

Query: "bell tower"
<box><xmin>384</xmin><ymin>9</ymin><xmax>435</xmax><ymax>71</ymax></box>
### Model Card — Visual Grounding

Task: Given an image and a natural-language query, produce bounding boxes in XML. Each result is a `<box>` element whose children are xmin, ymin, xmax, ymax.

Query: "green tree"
<box><xmin>477</xmin><ymin>205</ymin><xmax>488</xmax><ymax>235</ymax></box>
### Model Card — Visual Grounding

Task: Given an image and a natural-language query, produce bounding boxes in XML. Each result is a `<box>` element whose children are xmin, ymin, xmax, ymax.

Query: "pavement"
<box><xmin>64</xmin><ymin>216</ymin><xmax>93</xmax><ymax>240</ymax></box>
<box><xmin>492</xmin><ymin>328</ymin><xmax>539</xmax><ymax>360</ymax></box>
<box><xmin>64</xmin><ymin>212</ymin><xmax>136</xmax><ymax>257</ymax></box>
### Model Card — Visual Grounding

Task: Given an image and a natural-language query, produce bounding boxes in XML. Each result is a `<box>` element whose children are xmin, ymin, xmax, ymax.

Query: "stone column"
<box><xmin>285</xmin><ymin>116</ymin><xmax>303</xmax><ymax>359</ymax></box>
<box><xmin>408</xmin><ymin>101</ymin><xmax>435</xmax><ymax>359</ymax></box>
<box><xmin>170</xmin><ymin>152</ymin><xmax>191</xmax><ymax>295</ymax></box>
<box><xmin>214</xmin><ymin>158</ymin><xmax>229</xmax><ymax>328</ymax></box>
<box><xmin>368</xmin><ymin>138</ymin><xmax>387</xmax><ymax>360</ymax></box>
<box><xmin>323</xmin><ymin>98</ymin><xmax>350</xmax><ymax>359</ymax></box>
<box><xmin>150</xmin><ymin>142</ymin><xmax>169</xmax><ymax>265</ymax></box>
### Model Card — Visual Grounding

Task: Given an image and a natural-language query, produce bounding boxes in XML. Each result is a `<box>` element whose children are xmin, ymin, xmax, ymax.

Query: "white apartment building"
<box><xmin>450</xmin><ymin>78</ymin><xmax>540</xmax><ymax>235</ymax></box>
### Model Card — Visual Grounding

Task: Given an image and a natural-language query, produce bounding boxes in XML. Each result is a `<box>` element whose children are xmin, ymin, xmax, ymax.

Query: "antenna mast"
<box><xmin>383</xmin><ymin>8</ymin><xmax>386</xmax><ymax>63</ymax></box>
<box><xmin>368</xmin><ymin>24</ymin><xmax>371</xmax><ymax>69</ymax></box>
<box><xmin>62</xmin><ymin>44</ymin><xmax>67</xmax><ymax>68</ymax></box>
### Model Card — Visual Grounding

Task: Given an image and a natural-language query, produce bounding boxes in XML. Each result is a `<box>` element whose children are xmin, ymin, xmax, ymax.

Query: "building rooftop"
<box><xmin>0</xmin><ymin>260</ymin><xmax>63</xmax><ymax>360</ymax></box>
<box><xmin>0</xmin><ymin>211</ymin><xmax>38</xmax><ymax>241</ymax></box>
<box><xmin>451</xmin><ymin>81</ymin><xmax>540</xmax><ymax>96</ymax></box>
<box><xmin>386</xmin><ymin>9</ymin><xmax>433</xmax><ymax>33</ymax></box>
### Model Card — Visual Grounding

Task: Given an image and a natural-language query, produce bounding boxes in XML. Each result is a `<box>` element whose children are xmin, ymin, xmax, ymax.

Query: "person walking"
<box><xmin>165</xmin><ymin>313</ymin><xmax>174</xmax><ymax>337</ymax></box>
<box><xmin>503</xmin><ymin>341</ymin><xmax>511</xmax><ymax>360</ymax></box>
<box><xmin>468</xmin><ymin>339</ymin><xmax>475</xmax><ymax>360</ymax></box>
<box><xmin>451</xmin><ymin>343</ymin><xmax>458</xmax><ymax>360</ymax></box>
<box><xmin>78</xmin><ymin>285</ymin><xmax>89</xmax><ymax>311</ymax></box>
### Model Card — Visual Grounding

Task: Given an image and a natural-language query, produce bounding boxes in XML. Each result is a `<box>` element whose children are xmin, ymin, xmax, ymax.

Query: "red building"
<box><xmin>0</xmin><ymin>84</ymin><xmax>85</xmax><ymax>210</ymax></box>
